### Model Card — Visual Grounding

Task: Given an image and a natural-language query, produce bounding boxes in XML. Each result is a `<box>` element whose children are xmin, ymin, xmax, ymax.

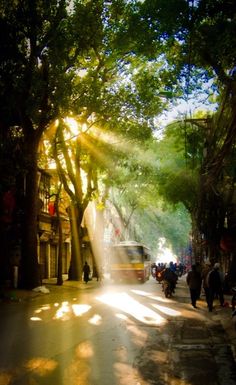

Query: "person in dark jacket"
<box><xmin>83</xmin><ymin>261</ymin><xmax>90</xmax><ymax>284</ymax></box>
<box><xmin>186</xmin><ymin>264</ymin><xmax>202</xmax><ymax>308</ymax></box>
<box><xmin>208</xmin><ymin>262</ymin><xmax>225</xmax><ymax>312</ymax></box>
<box><xmin>163</xmin><ymin>266</ymin><xmax>178</xmax><ymax>292</ymax></box>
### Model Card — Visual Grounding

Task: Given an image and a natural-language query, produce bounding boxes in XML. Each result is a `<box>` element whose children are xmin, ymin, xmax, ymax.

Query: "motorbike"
<box><xmin>162</xmin><ymin>279</ymin><xmax>173</xmax><ymax>298</ymax></box>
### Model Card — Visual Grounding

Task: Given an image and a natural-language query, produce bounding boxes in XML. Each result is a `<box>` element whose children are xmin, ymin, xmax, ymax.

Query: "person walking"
<box><xmin>201</xmin><ymin>260</ymin><xmax>212</xmax><ymax>309</ymax></box>
<box><xmin>207</xmin><ymin>262</ymin><xmax>225</xmax><ymax>312</ymax></box>
<box><xmin>186</xmin><ymin>264</ymin><xmax>202</xmax><ymax>308</ymax></box>
<box><xmin>83</xmin><ymin>261</ymin><xmax>91</xmax><ymax>284</ymax></box>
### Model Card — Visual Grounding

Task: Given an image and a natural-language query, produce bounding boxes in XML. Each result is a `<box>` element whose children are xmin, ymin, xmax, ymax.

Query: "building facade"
<box><xmin>37</xmin><ymin>169</ymin><xmax>71</xmax><ymax>280</ymax></box>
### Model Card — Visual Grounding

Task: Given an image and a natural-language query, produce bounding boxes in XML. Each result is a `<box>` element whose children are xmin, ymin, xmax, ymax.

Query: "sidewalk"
<box><xmin>0</xmin><ymin>276</ymin><xmax>102</xmax><ymax>302</ymax></box>
<box><xmin>180</xmin><ymin>275</ymin><xmax>236</xmax><ymax>361</ymax></box>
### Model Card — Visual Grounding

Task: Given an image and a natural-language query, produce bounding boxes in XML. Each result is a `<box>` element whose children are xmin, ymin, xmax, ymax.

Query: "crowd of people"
<box><xmin>152</xmin><ymin>260</ymin><xmax>232</xmax><ymax>312</ymax></box>
<box><xmin>151</xmin><ymin>261</ymin><xmax>185</xmax><ymax>279</ymax></box>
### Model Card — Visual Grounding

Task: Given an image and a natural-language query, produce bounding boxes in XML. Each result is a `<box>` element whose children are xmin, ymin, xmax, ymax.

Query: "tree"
<box><xmin>51</xmin><ymin>119</ymin><xmax>101</xmax><ymax>280</ymax></box>
<box><xmin>0</xmin><ymin>0</ymin><xmax>110</xmax><ymax>288</ymax></box>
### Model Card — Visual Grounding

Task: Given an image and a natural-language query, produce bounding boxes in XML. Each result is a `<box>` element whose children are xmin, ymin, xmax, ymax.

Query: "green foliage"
<box><xmin>107</xmin><ymin>132</ymin><xmax>192</xmax><ymax>254</ymax></box>
<box><xmin>0</xmin><ymin>1</ymin><xmax>72</xmax><ymax>127</ymax></box>
<box><xmin>147</xmin><ymin>119</ymin><xmax>202</xmax><ymax>213</ymax></box>
<box><xmin>190</xmin><ymin>1</ymin><xmax>236</xmax><ymax>72</ymax></box>
<box><xmin>133</xmin><ymin>202</ymin><xmax>191</xmax><ymax>256</ymax></box>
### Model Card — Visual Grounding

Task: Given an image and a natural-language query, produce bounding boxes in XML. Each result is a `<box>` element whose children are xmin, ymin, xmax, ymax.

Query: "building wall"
<box><xmin>37</xmin><ymin>168</ymin><xmax>71</xmax><ymax>279</ymax></box>
<box><xmin>38</xmin><ymin>239</ymin><xmax>70</xmax><ymax>279</ymax></box>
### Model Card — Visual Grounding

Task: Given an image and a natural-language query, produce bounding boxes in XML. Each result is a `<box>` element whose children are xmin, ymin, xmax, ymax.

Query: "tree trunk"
<box><xmin>20</xmin><ymin>142</ymin><xmax>41</xmax><ymax>289</ymax></box>
<box><xmin>89</xmin><ymin>205</ymin><xmax>104</xmax><ymax>272</ymax></box>
<box><xmin>191</xmin><ymin>213</ymin><xmax>200</xmax><ymax>264</ymax></box>
<box><xmin>55</xmin><ymin>193</ymin><xmax>63</xmax><ymax>286</ymax></box>
<box><xmin>68</xmin><ymin>204</ymin><xmax>83</xmax><ymax>281</ymax></box>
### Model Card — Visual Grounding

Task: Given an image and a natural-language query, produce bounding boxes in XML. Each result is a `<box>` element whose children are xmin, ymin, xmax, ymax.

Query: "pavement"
<box><xmin>1</xmin><ymin>275</ymin><xmax>236</xmax><ymax>362</ymax></box>
<box><xmin>209</xmin><ymin>293</ymin><xmax>236</xmax><ymax>360</ymax></box>
<box><xmin>0</xmin><ymin>276</ymin><xmax>102</xmax><ymax>303</ymax></box>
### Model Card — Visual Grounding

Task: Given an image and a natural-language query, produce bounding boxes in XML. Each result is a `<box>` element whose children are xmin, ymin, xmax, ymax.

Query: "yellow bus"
<box><xmin>110</xmin><ymin>241</ymin><xmax>151</xmax><ymax>283</ymax></box>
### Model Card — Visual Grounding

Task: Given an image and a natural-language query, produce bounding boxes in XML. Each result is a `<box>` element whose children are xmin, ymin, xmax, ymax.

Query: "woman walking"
<box><xmin>83</xmin><ymin>261</ymin><xmax>91</xmax><ymax>284</ymax></box>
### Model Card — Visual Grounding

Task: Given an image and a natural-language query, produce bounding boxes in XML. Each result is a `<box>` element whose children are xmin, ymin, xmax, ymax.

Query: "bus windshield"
<box><xmin>111</xmin><ymin>246</ymin><xmax>143</xmax><ymax>264</ymax></box>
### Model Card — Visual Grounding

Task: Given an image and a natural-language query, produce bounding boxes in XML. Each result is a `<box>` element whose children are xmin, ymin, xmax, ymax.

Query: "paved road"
<box><xmin>0</xmin><ymin>276</ymin><xmax>235</xmax><ymax>385</ymax></box>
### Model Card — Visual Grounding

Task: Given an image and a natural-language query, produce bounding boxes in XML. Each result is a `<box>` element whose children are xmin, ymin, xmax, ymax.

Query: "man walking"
<box><xmin>186</xmin><ymin>264</ymin><xmax>202</xmax><ymax>308</ymax></box>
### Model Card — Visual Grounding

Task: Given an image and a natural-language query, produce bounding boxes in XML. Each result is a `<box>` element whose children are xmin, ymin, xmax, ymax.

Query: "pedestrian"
<box><xmin>186</xmin><ymin>264</ymin><xmax>202</xmax><ymax>308</ymax></box>
<box><xmin>207</xmin><ymin>262</ymin><xmax>225</xmax><ymax>312</ymax></box>
<box><xmin>201</xmin><ymin>260</ymin><xmax>212</xmax><ymax>308</ymax></box>
<box><xmin>83</xmin><ymin>261</ymin><xmax>90</xmax><ymax>284</ymax></box>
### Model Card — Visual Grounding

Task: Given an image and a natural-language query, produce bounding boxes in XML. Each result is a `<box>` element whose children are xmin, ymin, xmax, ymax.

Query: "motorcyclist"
<box><xmin>162</xmin><ymin>265</ymin><xmax>178</xmax><ymax>293</ymax></box>
<box><xmin>155</xmin><ymin>263</ymin><xmax>165</xmax><ymax>283</ymax></box>
<box><xmin>151</xmin><ymin>263</ymin><xmax>157</xmax><ymax>278</ymax></box>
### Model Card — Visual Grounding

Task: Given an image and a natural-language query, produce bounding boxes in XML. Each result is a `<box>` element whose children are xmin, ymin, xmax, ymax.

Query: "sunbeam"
<box><xmin>88</xmin><ymin>314</ymin><xmax>102</xmax><ymax>325</ymax></box>
<box><xmin>30</xmin><ymin>317</ymin><xmax>42</xmax><ymax>322</ymax></box>
<box><xmin>90</xmin><ymin>125</ymin><xmax>157</xmax><ymax>169</ymax></box>
<box><xmin>131</xmin><ymin>289</ymin><xmax>176</xmax><ymax>304</ymax></box>
<box><xmin>54</xmin><ymin>301</ymin><xmax>70</xmax><ymax>320</ymax></box>
<box><xmin>151</xmin><ymin>303</ymin><xmax>181</xmax><ymax>317</ymax></box>
<box><xmin>72</xmin><ymin>304</ymin><xmax>91</xmax><ymax>317</ymax></box>
<box><xmin>96</xmin><ymin>292</ymin><xmax>165</xmax><ymax>325</ymax></box>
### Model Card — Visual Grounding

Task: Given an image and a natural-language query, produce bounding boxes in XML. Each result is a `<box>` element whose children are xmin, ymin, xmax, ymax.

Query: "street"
<box><xmin>0</xmin><ymin>276</ymin><xmax>236</xmax><ymax>385</ymax></box>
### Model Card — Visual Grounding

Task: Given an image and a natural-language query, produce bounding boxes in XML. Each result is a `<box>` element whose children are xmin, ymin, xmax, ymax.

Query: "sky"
<box><xmin>156</xmin><ymin>95</ymin><xmax>218</xmax><ymax>133</ymax></box>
